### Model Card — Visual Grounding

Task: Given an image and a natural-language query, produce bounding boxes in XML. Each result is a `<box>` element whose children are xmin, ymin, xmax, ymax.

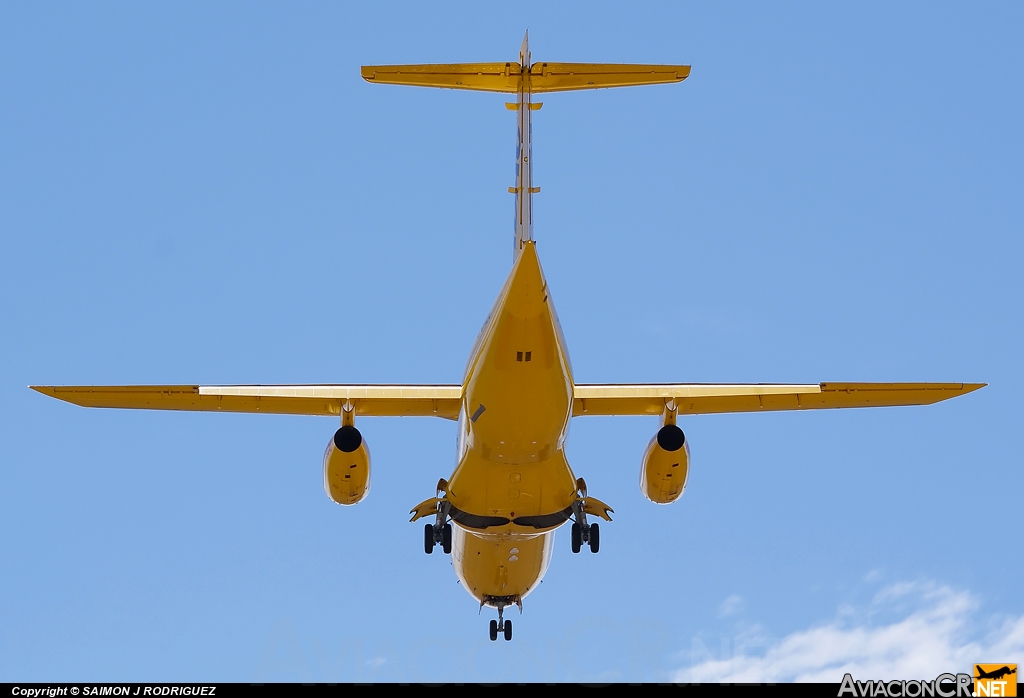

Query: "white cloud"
<box><xmin>864</xmin><ymin>569</ymin><xmax>883</xmax><ymax>584</ymax></box>
<box><xmin>719</xmin><ymin>594</ymin><xmax>744</xmax><ymax>618</ymax></box>
<box><xmin>672</xmin><ymin>581</ymin><xmax>1024</xmax><ymax>683</ymax></box>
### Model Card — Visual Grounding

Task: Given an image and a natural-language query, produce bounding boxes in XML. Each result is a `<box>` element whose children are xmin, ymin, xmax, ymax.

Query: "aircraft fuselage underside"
<box><xmin>446</xmin><ymin>240</ymin><xmax>578</xmax><ymax>607</ymax></box>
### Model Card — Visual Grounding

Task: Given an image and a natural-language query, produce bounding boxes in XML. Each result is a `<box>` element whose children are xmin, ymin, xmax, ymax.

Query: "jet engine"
<box><xmin>323</xmin><ymin>425</ymin><xmax>371</xmax><ymax>505</ymax></box>
<box><xmin>639</xmin><ymin>424</ymin><xmax>690</xmax><ymax>504</ymax></box>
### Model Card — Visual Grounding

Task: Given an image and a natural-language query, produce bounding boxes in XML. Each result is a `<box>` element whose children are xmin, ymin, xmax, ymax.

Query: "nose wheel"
<box><xmin>489</xmin><ymin>609</ymin><xmax>513</xmax><ymax>641</ymax></box>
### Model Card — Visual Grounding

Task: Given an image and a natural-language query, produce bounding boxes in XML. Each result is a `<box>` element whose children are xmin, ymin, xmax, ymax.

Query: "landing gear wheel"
<box><xmin>442</xmin><ymin>523</ymin><xmax>453</xmax><ymax>554</ymax></box>
<box><xmin>571</xmin><ymin>523</ymin><xmax>582</xmax><ymax>553</ymax></box>
<box><xmin>424</xmin><ymin>523</ymin><xmax>435</xmax><ymax>554</ymax></box>
<box><xmin>503</xmin><ymin>619</ymin><xmax>513</xmax><ymax>641</ymax></box>
<box><xmin>589</xmin><ymin>522</ymin><xmax>600</xmax><ymax>553</ymax></box>
<box><xmin>489</xmin><ymin>619</ymin><xmax>498</xmax><ymax>642</ymax></box>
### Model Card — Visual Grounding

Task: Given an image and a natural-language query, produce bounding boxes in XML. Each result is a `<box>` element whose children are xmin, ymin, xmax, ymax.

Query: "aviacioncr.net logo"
<box><xmin>839</xmin><ymin>673</ymin><xmax>973</xmax><ymax>697</ymax></box>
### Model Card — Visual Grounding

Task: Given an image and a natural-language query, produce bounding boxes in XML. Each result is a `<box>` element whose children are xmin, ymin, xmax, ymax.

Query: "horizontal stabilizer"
<box><xmin>31</xmin><ymin>384</ymin><xmax>463</xmax><ymax>420</ymax></box>
<box><xmin>571</xmin><ymin>382</ymin><xmax>985</xmax><ymax>417</ymax></box>
<box><xmin>530</xmin><ymin>63</ymin><xmax>690</xmax><ymax>93</ymax></box>
<box><xmin>361</xmin><ymin>63</ymin><xmax>521</xmax><ymax>93</ymax></box>
<box><xmin>361</xmin><ymin>62</ymin><xmax>690</xmax><ymax>94</ymax></box>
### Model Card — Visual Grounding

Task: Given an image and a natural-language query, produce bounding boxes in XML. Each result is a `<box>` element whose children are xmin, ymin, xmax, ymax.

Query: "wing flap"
<box><xmin>31</xmin><ymin>385</ymin><xmax>463</xmax><ymax>420</ymax></box>
<box><xmin>572</xmin><ymin>382</ymin><xmax>984</xmax><ymax>416</ymax></box>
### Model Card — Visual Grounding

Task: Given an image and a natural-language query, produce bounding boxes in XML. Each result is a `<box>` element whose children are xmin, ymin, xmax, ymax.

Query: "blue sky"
<box><xmin>1</xmin><ymin>1</ymin><xmax>1021</xmax><ymax>683</ymax></box>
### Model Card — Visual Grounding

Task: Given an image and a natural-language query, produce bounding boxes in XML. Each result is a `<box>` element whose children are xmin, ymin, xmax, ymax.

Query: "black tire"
<box><xmin>424</xmin><ymin>523</ymin><xmax>434</xmax><ymax>554</ymax></box>
<box><xmin>571</xmin><ymin>523</ymin><xmax>582</xmax><ymax>553</ymax></box>
<box><xmin>589</xmin><ymin>523</ymin><xmax>600</xmax><ymax>553</ymax></box>
<box><xmin>489</xmin><ymin>619</ymin><xmax>498</xmax><ymax>642</ymax></box>
<box><xmin>504</xmin><ymin>620</ymin><xmax>512</xmax><ymax>641</ymax></box>
<box><xmin>442</xmin><ymin>523</ymin><xmax>453</xmax><ymax>554</ymax></box>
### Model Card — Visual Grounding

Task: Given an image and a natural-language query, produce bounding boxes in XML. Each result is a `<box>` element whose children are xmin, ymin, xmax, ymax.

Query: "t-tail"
<box><xmin>361</xmin><ymin>32</ymin><xmax>691</xmax><ymax>261</ymax></box>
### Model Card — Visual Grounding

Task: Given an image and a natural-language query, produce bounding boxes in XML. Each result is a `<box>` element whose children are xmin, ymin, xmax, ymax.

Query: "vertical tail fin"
<box><xmin>512</xmin><ymin>31</ymin><xmax>534</xmax><ymax>260</ymax></box>
<box><xmin>361</xmin><ymin>38</ymin><xmax>690</xmax><ymax>261</ymax></box>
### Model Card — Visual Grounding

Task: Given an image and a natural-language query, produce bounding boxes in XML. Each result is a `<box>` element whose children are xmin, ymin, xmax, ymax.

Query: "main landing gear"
<box><xmin>424</xmin><ymin>521</ymin><xmax>452</xmax><ymax>554</ymax></box>
<box><xmin>423</xmin><ymin>478</ymin><xmax>452</xmax><ymax>555</ymax></box>
<box><xmin>570</xmin><ymin>478</ymin><xmax>600</xmax><ymax>554</ymax></box>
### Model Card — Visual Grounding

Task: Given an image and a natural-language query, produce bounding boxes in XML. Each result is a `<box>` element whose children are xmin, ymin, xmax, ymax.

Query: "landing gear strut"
<box><xmin>424</xmin><ymin>479</ymin><xmax>453</xmax><ymax>555</ymax></box>
<box><xmin>570</xmin><ymin>478</ymin><xmax>600</xmax><ymax>554</ymax></box>
<box><xmin>488</xmin><ymin>604</ymin><xmax>513</xmax><ymax>641</ymax></box>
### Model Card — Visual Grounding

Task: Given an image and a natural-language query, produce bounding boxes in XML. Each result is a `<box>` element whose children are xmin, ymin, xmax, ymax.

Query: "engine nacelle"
<box><xmin>323</xmin><ymin>426</ymin><xmax>371</xmax><ymax>505</ymax></box>
<box><xmin>640</xmin><ymin>424</ymin><xmax>690</xmax><ymax>504</ymax></box>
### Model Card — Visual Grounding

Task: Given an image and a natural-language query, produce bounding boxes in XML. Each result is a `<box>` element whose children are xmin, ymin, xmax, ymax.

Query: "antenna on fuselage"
<box><xmin>360</xmin><ymin>38</ymin><xmax>692</xmax><ymax>262</ymax></box>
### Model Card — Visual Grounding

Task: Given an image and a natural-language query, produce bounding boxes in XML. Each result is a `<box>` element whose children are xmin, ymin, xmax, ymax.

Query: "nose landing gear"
<box><xmin>488</xmin><ymin>605</ymin><xmax>513</xmax><ymax>641</ymax></box>
<box><xmin>483</xmin><ymin>596</ymin><xmax>520</xmax><ymax>641</ymax></box>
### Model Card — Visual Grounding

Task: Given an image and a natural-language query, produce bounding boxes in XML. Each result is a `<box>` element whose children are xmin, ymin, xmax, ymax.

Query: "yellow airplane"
<box><xmin>31</xmin><ymin>35</ymin><xmax>984</xmax><ymax>643</ymax></box>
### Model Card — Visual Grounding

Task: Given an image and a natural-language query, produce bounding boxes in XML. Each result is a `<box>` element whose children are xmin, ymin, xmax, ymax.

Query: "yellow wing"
<box><xmin>571</xmin><ymin>382</ymin><xmax>985</xmax><ymax>416</ymax></box>
<box><xmin>360</xmin><ymin>62</ymin><xmax>690</xmax><ymax>93</ymax></box>
<box><xmin>30</xmin><ymin>385</ymin><xmax>463</xmax><ymax>420</ymax></box>
<box><xmin>32</xmin><ymin>382</ymin><xmax>983</xmax><ymax>420</ymax></box>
